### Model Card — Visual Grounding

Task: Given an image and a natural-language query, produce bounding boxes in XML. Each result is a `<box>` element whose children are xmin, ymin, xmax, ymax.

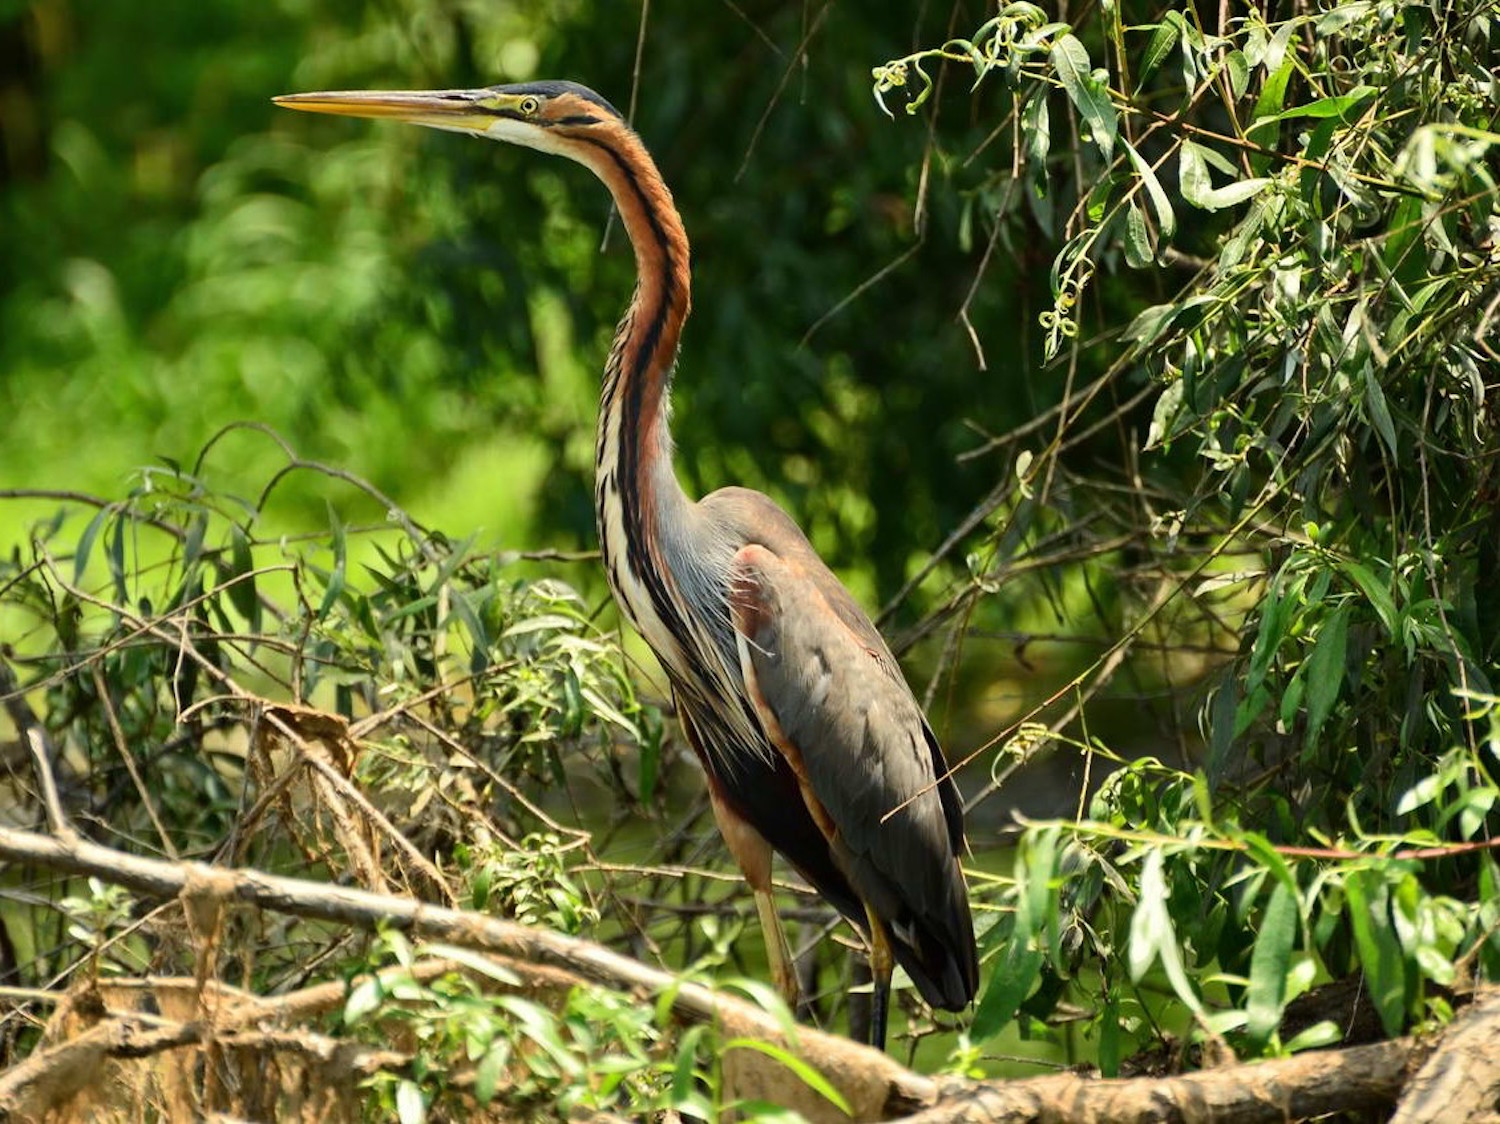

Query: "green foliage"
<box><xmin>57</xmin><ymin>878</ymin><xmax>144</xmax><ymax>977</ymax></box>
<box><xmin>458</xmin><ymin>832</ymin><xmax>599</xmax><ymax>935</ymax></box>
<box><xmin>3</xmin><ymin>444</ymin><xmax>656</xmax><ymax>869</ymax></box>
<box><xmin>339</xmin><ymin>928</ymin><xmax>850</xmax><ymax>1121</ymax></box>
<box><xmin>880</xmin><ymin>0</ymin><xmax>1500</xmax><ymax>1069</ymax></box>
<box><xmin>8</xmin><ymin>0</ymin><xmax>1500</xmax><ymax>1106</ymax></box>
<box><xmin>966</xmin><ymin>750</ymin><xmax>1499</xmax><ymax>1068</ymax></box>
<box><xmin>0</xmin><ymin>0</ymin><xmax>1047</xmax><ymax>611</ymax></box>
<box><xmin>348</xmin><ymin>931</ymin><xmax>671</xmax><ymax>1121</ymax></box>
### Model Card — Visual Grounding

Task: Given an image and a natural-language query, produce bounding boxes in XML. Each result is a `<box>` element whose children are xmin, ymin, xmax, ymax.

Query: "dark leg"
<box><xmin>864</xmin><ymin>906</ymin><xmax>895</xmax><ymax>1051</ymax></box>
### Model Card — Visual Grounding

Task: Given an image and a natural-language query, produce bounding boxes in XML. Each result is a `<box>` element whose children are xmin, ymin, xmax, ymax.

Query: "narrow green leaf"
<box><xmin>109</xmin><ymin>512</ymin><xmax>129</xmax><ymax>605</ymax></box>
<box><xmin>448</xmin><ymin>589</ymin><xmax>492</xmax><ymax>673</ymax></box>
<box><xmin>1145</xmin><ymin>378</ymin><xmax>1186</xmax><ymax>448</ymax></box>
<box><xmin>1459</xmin><ymin>790</ymin><xmax>1496</xmax><ymax>840</ymax></box>
<box><xmin>637</xmin><ymin>724</ymin><xmax>660</xmax><ymax>803</ymax></box>
<box><xmin>1247</xmin><ymin>57</ymin><xmax>1295</xmax><ymax>173</ymax></box>
<box><xmin>1257</xmin><ymin>86</ymin><xmax>1377</xmax><ymax>127</ymax></box>
<box><xmin>74</xmin><ymin>506</ymin><xmax>110</xmax><ymax>584</ymax></box>
<box><xmin>317</xmin><ymin>505</ymin><xmax>346</xmax><ymax>621</ymax></box>
<box><xmin>1383</xmin><ymin>195</ymin><xmax>1425</xmax><ymax>281</ymax></box>
<box><xmin>1124</xmin><ymin>201</ymin><xmax>1152</xmax><ymax>267</ymax></box>
<box><xmin>1136</xmin><ymin>17</ymin><xmax>1181</xmax><ymax>90</ymax></box>
<box><xmin>227</xmin><ymin>524</ymin><xmax>259</xmax><ymax>630</ymax></box>
<box><xmin>1129</xmin><ymin>851</ymin><xmax>1203</xmax><ymax>1013</ymax></box>
<box><xmin>1124</xmin><ymin>139</ymin><xmax>1176</xmax><ymax>240</ymax></box>
<box><xmin>1225</xmin><ymin>49</ymin><xmax>1250</xmax><ymax>99</ymax></box>
<box><xmin>1303</xmin><ymin>604</ymin><xmax>1350</xmax><ymax>744</ymax></box>
<box><xmin>343</xmin><ymin>976</ymin><xmax>383</xmax><ymax>1024</ymax></box>
<box><xmin>1284</xmin><ymin>1020</ymin><xmax>1342</xmax><ymax>1052</ymax></box>
<box><xmin>1209</xmin><ymin>177</ymin><xmax>1272</xmax><ymax>209</ymax></box>
<box><xmin>421</xmin><ymin>944</ymin><xmax>522</xmax><ymax>986</ymax></box>
<box><xmin>1244</xmin><ymin>880</ymin><xmax>1299</xmax><ymax>1048</ymax></box>
<box><xmin>183</xmin><ymin>511</ymin><xmax>208</xmax><ymax>574</ymax></box>
<box><xmin>1180</xmin><ymin>141</ymin><xmax>1270</xmax><ymax>211</ymax></box>
<box><xmin>1098</xmin><ymin>994</ymin><xmax>1122</xmax><ymax>1076</ymax></box>
<box><xmin>1340</xmin><ymin>561</ymin><xmax>1398</xmax><ymax>636</ymax></box>
<box><xmin>1208</xmin><ymin>673</ymin><xmax>1239</xmax><ymax>785</ymax></box>
<box><xmin>1023</xmin><ymin>87</ymin><xmax>1051</xmax><ymax>189</ymax></box>
<box><xmin>1123</xmin><ymin>302</ymin><xmax>1174</xmax><ymax>345</ymax></box>
<box><xmin>1264</xmin><ymin>20</ymin><xmax>1299</xmax><ymax>75</ymax></box>
<box><xmin>1363</xmin><ymin>366</ymin><xmax>1399</xmax><ymax>458</ymax></box>
<box><xmin>1051</xmin><ymin>34</ymin><xmax>1117</xmax><ymax>160</ymax></box>
<box><xmin>1317</xmin><ymin>1</ymin><xmax>1372</xmax><ymax>33</ymax></box>
<box><xmin>1343</xmin><ymin>870</ymin><xmax>1407</xmax><ymax>1036</ymax></box>
<box><xmin>1179</xmin><ymin>141</ymin><xmax>1213</xmax><ymax>208</ymax></box>
<box><xmin>475</xmin><ymin>1040</ymin><xmax>511</xmax><ymax>1103</ymax></box>
<box><xmin>1278</xmin><ymin>670</ymin><xmax>1306</xmax><ymax>729</ymax></box>
<box><xmin>672</xmin><ymin>1024</ymin><xmax>708</xmax><ymax>1105</ymax></box>
<box><xmin>1127</xmin><ymin>851</ymin><xmax>1164</xmax><ymax>983</ymax></box>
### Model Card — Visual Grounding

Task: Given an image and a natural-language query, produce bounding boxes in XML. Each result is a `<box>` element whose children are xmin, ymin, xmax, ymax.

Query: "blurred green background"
<box><xmin>0</xmin><ymin>0</ymin><xmax>1042</xmax><ymax>568</ymax></box>
<box><xmin>1</xmin><ymin>0</ymin><xmax>1165</xmax><ymax>790</ymax></box>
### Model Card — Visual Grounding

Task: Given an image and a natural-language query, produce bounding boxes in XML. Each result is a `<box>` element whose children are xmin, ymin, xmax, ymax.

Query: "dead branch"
<box><xmin>1390</xmin><ymin>989</ymin><xmax>1500</xmax><ymax>1124</ymax></box>
<box><xmin>0</xmin><ymin>1014</ymin><xmax>207</xmax><ymax>1119</ymax></box>
<box><xmin>0</xmin><ymin>823</ymin><xmax>935</xmax><ymax>1120</ymax></box>
<box><xmin>904</xmin><ymin>1037</ymin><xmax>1419</xmax><ymax>1123</ymax></box>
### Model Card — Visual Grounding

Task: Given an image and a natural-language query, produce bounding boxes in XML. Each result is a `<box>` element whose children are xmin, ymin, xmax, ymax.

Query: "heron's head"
<box><xmin>273</xmin><ymin>80</ymin><xmax>625</xmax><ymax>158</ymax></box>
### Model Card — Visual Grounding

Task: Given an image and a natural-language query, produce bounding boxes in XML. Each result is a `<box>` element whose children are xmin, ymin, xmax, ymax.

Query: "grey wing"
<box><xmin>728</xmin><ymin>541</ymin><xmax>977</xmax><ymax>1009</ymax></box>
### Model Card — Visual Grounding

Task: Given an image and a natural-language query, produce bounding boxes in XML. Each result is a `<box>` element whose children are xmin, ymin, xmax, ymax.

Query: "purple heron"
<box><xmin>274</xmin><ymin>80</ymin><xmax>978</xmax><ymax>1048</ymax></box>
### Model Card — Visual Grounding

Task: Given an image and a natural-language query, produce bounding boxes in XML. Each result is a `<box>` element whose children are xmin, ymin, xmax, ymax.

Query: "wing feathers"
<box><xmin>728</xmin><ymin>542</ymin><xmax>977</xmax><ymax>1009</ymax></box>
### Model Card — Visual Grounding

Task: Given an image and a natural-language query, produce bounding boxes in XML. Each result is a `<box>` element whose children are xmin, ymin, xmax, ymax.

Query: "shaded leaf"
<box><xmin>1304</xmin><ymin>604</ymin><xmax>1350</xmax><ymax>744</ymax></box>
<box><xmin>1244</xmin><ymin>880</ymin><xmax>1299</xmax><ymax>1048</ymax></box>
<box><xmin>1052</xmin><ymin>34</ymin><xmax>1117</xmax><ymax>160</ymax></box>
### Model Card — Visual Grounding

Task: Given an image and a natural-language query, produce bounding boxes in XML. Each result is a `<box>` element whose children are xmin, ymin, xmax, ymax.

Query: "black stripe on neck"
<box><xmin>581</xmin><ymin>135</ymin><xmax>694</xmax><ymax>655</ymax></box>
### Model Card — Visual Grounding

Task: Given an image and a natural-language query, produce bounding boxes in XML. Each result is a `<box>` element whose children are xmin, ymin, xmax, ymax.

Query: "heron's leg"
<box><xmin>708</xmin><ymin>788</ymin><xmax>801</xmax><ymax>1007</ymax></box>
<box><xmin>864</xmin><ymin>905</ymin><xmax>896</xmax><ymax>1052</ymax></box>
<box><xmin>752</xmin><ymin>887</ymin><xmax>799</xmax><ymax>1004</ymax></box>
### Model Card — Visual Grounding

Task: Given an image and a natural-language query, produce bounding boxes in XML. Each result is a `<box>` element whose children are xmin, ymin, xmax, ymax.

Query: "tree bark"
<box><xmin>1389</xmin><ymin>990</ymin><xmax>1500</xmax><ymax>1124</ymax></box>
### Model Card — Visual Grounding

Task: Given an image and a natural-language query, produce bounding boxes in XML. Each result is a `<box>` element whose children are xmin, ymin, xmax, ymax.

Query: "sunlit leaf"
<box><xmin>1123</xmin><ymin>138</ymin><xmax>1176</xmax><ymax>240</ymax></box>
<box><xmin>1052</xmin><ymin>34</ymin><xmax>1117</xmax><ymax>160</ymax></box>
<box><xmin>395</xmin><ymin>1080</ymin><xmax>426</xmax><ymax>1124</ymax></box>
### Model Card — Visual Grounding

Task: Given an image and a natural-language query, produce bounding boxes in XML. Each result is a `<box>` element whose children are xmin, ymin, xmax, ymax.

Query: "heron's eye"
<box><xmin>518</xmin><ymin>95</ymin><xmax>541</xmax><ymax>116</ymax></box>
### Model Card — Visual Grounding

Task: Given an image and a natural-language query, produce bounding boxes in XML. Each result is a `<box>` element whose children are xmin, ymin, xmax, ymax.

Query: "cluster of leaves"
<box><xmin>973</xmin><ymin>743</ymin><xmax>1500</xmax><ymax>1071</ymax></box>
<box><xmin>0</xmin><ymin>443</ymin><xmax>678</xmax><ymax>1100</ymax></box>
<box><xmin>5</xmin><ymin>436</ymin><xmax>658</xmax><ymax>865</ymax></box>
<box><xmin>346</xmin><ymin>932</ymin><xmax>669</xmax><ymax>1121</ymax></box>
<box><xmin>877</xmin><ymin>0</ymin><xmax>1500</xmax><ymax>1069</ymax></box>
<box><xmin>341</xmin><ymin>930</ymin><xmax>845</xmax><ymax>1123</ymax></box>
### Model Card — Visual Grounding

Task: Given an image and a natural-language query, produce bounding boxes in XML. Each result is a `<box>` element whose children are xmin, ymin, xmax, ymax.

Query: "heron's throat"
<box><xmin>584</xmin><ymin>122</ymin><xmax>695</xmax><ymax>652</ymax></box>
<box><xmin>584</xmin><ymin>126</ymin><xmax>691</xmax><ymax>446</ymax></box>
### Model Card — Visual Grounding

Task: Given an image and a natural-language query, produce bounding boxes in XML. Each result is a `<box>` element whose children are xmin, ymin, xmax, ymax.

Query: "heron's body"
<box><xmin>275</xmin><ymin>79</ymin><xmax>979</xmax><ymax>1043</ymax></box>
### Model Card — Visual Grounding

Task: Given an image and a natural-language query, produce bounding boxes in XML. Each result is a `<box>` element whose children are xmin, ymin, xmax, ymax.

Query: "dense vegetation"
<box><xmin>2</xmin><ymin>0</ymin><xmax>1499</xmax><ymax>1119</ymax></box>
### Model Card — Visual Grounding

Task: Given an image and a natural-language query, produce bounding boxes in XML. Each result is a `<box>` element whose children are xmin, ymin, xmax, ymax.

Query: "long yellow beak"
<box><xmin>273</xmin><ymin>88</ymin><xmax>510</xmax><ymax>132</ymax></box>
